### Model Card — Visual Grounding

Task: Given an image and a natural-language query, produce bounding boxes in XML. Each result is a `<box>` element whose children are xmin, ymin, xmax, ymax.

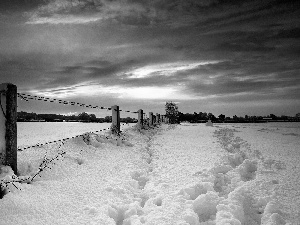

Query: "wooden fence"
<box><xmin>0</xmin><ymin>83</ymin><xmax>166</xmax><ymax>174</ymax></box>
<box><xmin>0</xmin><ymin>83</ymin><xmax>17</xmax><ymax>174</ymax></box>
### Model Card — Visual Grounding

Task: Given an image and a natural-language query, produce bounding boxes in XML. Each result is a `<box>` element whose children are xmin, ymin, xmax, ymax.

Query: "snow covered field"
<box><xmin>17</xmin><ymin>122</ymin><xmax>134</xmax><ymax>149</ymax></box>
<box><xmin>1</xmin><ymin>122</ymin><xmax>299</xmax><ymax>224</ymax></box>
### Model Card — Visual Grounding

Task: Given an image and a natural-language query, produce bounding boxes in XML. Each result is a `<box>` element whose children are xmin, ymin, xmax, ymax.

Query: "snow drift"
<box><xmin>1</xmin><ymin>123</ymin><xmax>298</xmax><ymax>224</ymax></box>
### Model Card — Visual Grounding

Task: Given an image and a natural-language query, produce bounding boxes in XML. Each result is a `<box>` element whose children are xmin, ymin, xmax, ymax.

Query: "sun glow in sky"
<box><xmin>32</xmin><ymin>84</ymin><xmax>198</xmax><ymax>101</ymax></box>
<box><xmin>118</xmin><ymin>86</ymin><xmax>199</xmax><ymax>100</ymax></box>
<box><xmin>127</xmin><ymin>61</ymin><xmax>219</xmax><ymax>79</ymax></box>
<box><xmin>119</xmin><ymin>87</ymin><xmax>174</xmax><ymax>99</ymax></box>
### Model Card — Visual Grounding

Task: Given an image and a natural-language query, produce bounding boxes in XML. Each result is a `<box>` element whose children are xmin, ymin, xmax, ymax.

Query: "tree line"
<box><xmin>17</xmin><ymin>111</ymin><xmax>137</xmax><ymax>123</ymax></box>
<box><xmin>165</xmin><ymin>102</ymin><xmax>300</xmax><ymax>123</ymax></box>
<box><xmin>18</xmin><ymin>104</ymin><xmax>300</xmax><ymax>124</ymax></box>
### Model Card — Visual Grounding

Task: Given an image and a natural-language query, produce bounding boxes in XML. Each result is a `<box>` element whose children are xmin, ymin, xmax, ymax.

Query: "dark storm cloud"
<box><xmin>188</xmin><ymin>77</ymin><xmax>290</xmax><ymax>96</ymax></box>
<box><xmin>0</xmin><ymin>0</ymin><xmax>43</xmax><ymax>12</ymax></box>
<box><xmin>35</xmin><ymin>47</ymin><xmax>300</xmax><ymax>100</ymax></box>
<box><xmin>41</xmin><ymin>57</ymin><xmax>166</xmax><ymax>88</ymax></box>
<box><xmin>55</xmin><ymin>62</ymin><xmax>129</xmax><ymax>79</ymax></box>
<box><xmin>1</xmin><ymin>0</ymin><xmax>300</xmax><ymax>115</ymax></box>
<box><xmin>178</xmin><ymin>59</ymin><xmax>300</xmax><ymax>98</ymax></box>
<box><xmin>276</xmin><ymin>28</ymin><xmax>300</xmax><ymax>39</ymax></box>
<box><xmin>25</xmin><ymin>0</ymin><xmax>220</xmax><ymax>25</ymax></box>
<box><xmin>0</xmin><ymin>53</ymin><xmax>56</xmax><ymax>91</ymax></box>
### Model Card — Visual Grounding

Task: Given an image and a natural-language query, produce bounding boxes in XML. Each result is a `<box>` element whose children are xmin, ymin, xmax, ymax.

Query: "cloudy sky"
<box><xmin>1</xmin><ymin>0</ymin><xmax>299</xmax><ymax>118</ymax></box>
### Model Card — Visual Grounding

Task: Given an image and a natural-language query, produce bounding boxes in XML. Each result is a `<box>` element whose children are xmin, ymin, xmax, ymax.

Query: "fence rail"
<box><xmin>1</xmin><ymin>83</ymin><xmax>166</xmax><ymax>174</ymax></box>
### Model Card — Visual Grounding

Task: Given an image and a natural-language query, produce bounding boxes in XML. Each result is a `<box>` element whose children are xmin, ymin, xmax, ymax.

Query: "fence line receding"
<box><xmin>1</xmin><ymin>83</ymin><xmax>166</xmax><ymax>173</ymax></box>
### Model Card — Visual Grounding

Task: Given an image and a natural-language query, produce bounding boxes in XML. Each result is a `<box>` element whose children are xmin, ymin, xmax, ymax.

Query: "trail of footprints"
<box><xmin>105</xmin><ymin>127</ymin><xmax>287</xmax><ymax>225</ymax></box>
<box><xmin>106</xmin><ymin>131</ymin><xmax>158</xmax><ymax>225</ymax></box>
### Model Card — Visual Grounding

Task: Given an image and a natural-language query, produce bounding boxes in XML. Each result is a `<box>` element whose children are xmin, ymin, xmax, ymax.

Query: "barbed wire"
<box><xmin>17</xmin><ymin>127</ymin><xmax>110</xmax><ymax>151</ymax></box>
<box><xmin>17</xmin><ymin>122</ymin><xmax>134</xmax><ymax>151</ymax></box>
<box><xmin>17</xmin><ymin>93</ymin><xmax>112</xmax><ymax>110</ymax></box>
<box><xmin>17</xmin><ymin>93</ymin><xmax>147</xmax><ymax>115</ymax></box>
<box><xmin>16</xmin><ymin>92</ymin><xmax>153</xmax><ymax>151</ymax></box>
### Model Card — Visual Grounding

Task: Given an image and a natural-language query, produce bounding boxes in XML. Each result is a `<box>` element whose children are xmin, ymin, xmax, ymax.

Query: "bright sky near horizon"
<box><xmin>0</xmin><ymin>0</ymin><xmax>299</xmax><ymax>117</ymax></box>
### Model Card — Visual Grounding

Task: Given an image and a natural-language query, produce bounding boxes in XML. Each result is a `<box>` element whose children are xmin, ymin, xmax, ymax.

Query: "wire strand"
<box><xmin>18</xmin><ymin>127</ymin><xmax>111</xmax><ymax>151</ymax></box>
<box><xmin>17</xmin><ymin>93</ymin><xmax>147</xmax><ymax>114</ymax></box>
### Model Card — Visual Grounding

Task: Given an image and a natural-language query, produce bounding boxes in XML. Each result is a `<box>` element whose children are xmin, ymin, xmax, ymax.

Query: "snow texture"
<box><xmin>1</xmin><ymin>122</ymin><xmax>299</xmax><ymax>224</ymax></box>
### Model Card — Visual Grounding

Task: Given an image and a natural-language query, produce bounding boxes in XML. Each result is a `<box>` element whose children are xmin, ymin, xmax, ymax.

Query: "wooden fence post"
<box><xmin>0</xmin><ymin>83</ymin><xmax>17</xmax><ymax>174</ymax></box>
<box><xmin>111</xmin><ymin>105</ymin><xmax>120</xmax><ymax>134</ymax></box>
<box><xmin>149</xmin><ymin>112</ymin><xmax>153</xmax><ymax>126</ymax></box>
<box><xmin>138</xmin><ymin>109</ymin><xmax>143</xmax><ymax>128</ymax></box>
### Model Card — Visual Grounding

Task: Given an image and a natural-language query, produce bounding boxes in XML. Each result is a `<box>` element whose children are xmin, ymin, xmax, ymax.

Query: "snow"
<box><xmin>17</xmin><ymin>122</ymin><xmax>134</xmax><ymax>149</ymax></box>
<box><xmin>1</xmin><ymin>122</ymin><xmax>299</xmax><ymax>225</ymax></box>
<box><xmin>206</xmin><ymin>120</ymin><xmax>213</xmax><ymax>127</ymax></box>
